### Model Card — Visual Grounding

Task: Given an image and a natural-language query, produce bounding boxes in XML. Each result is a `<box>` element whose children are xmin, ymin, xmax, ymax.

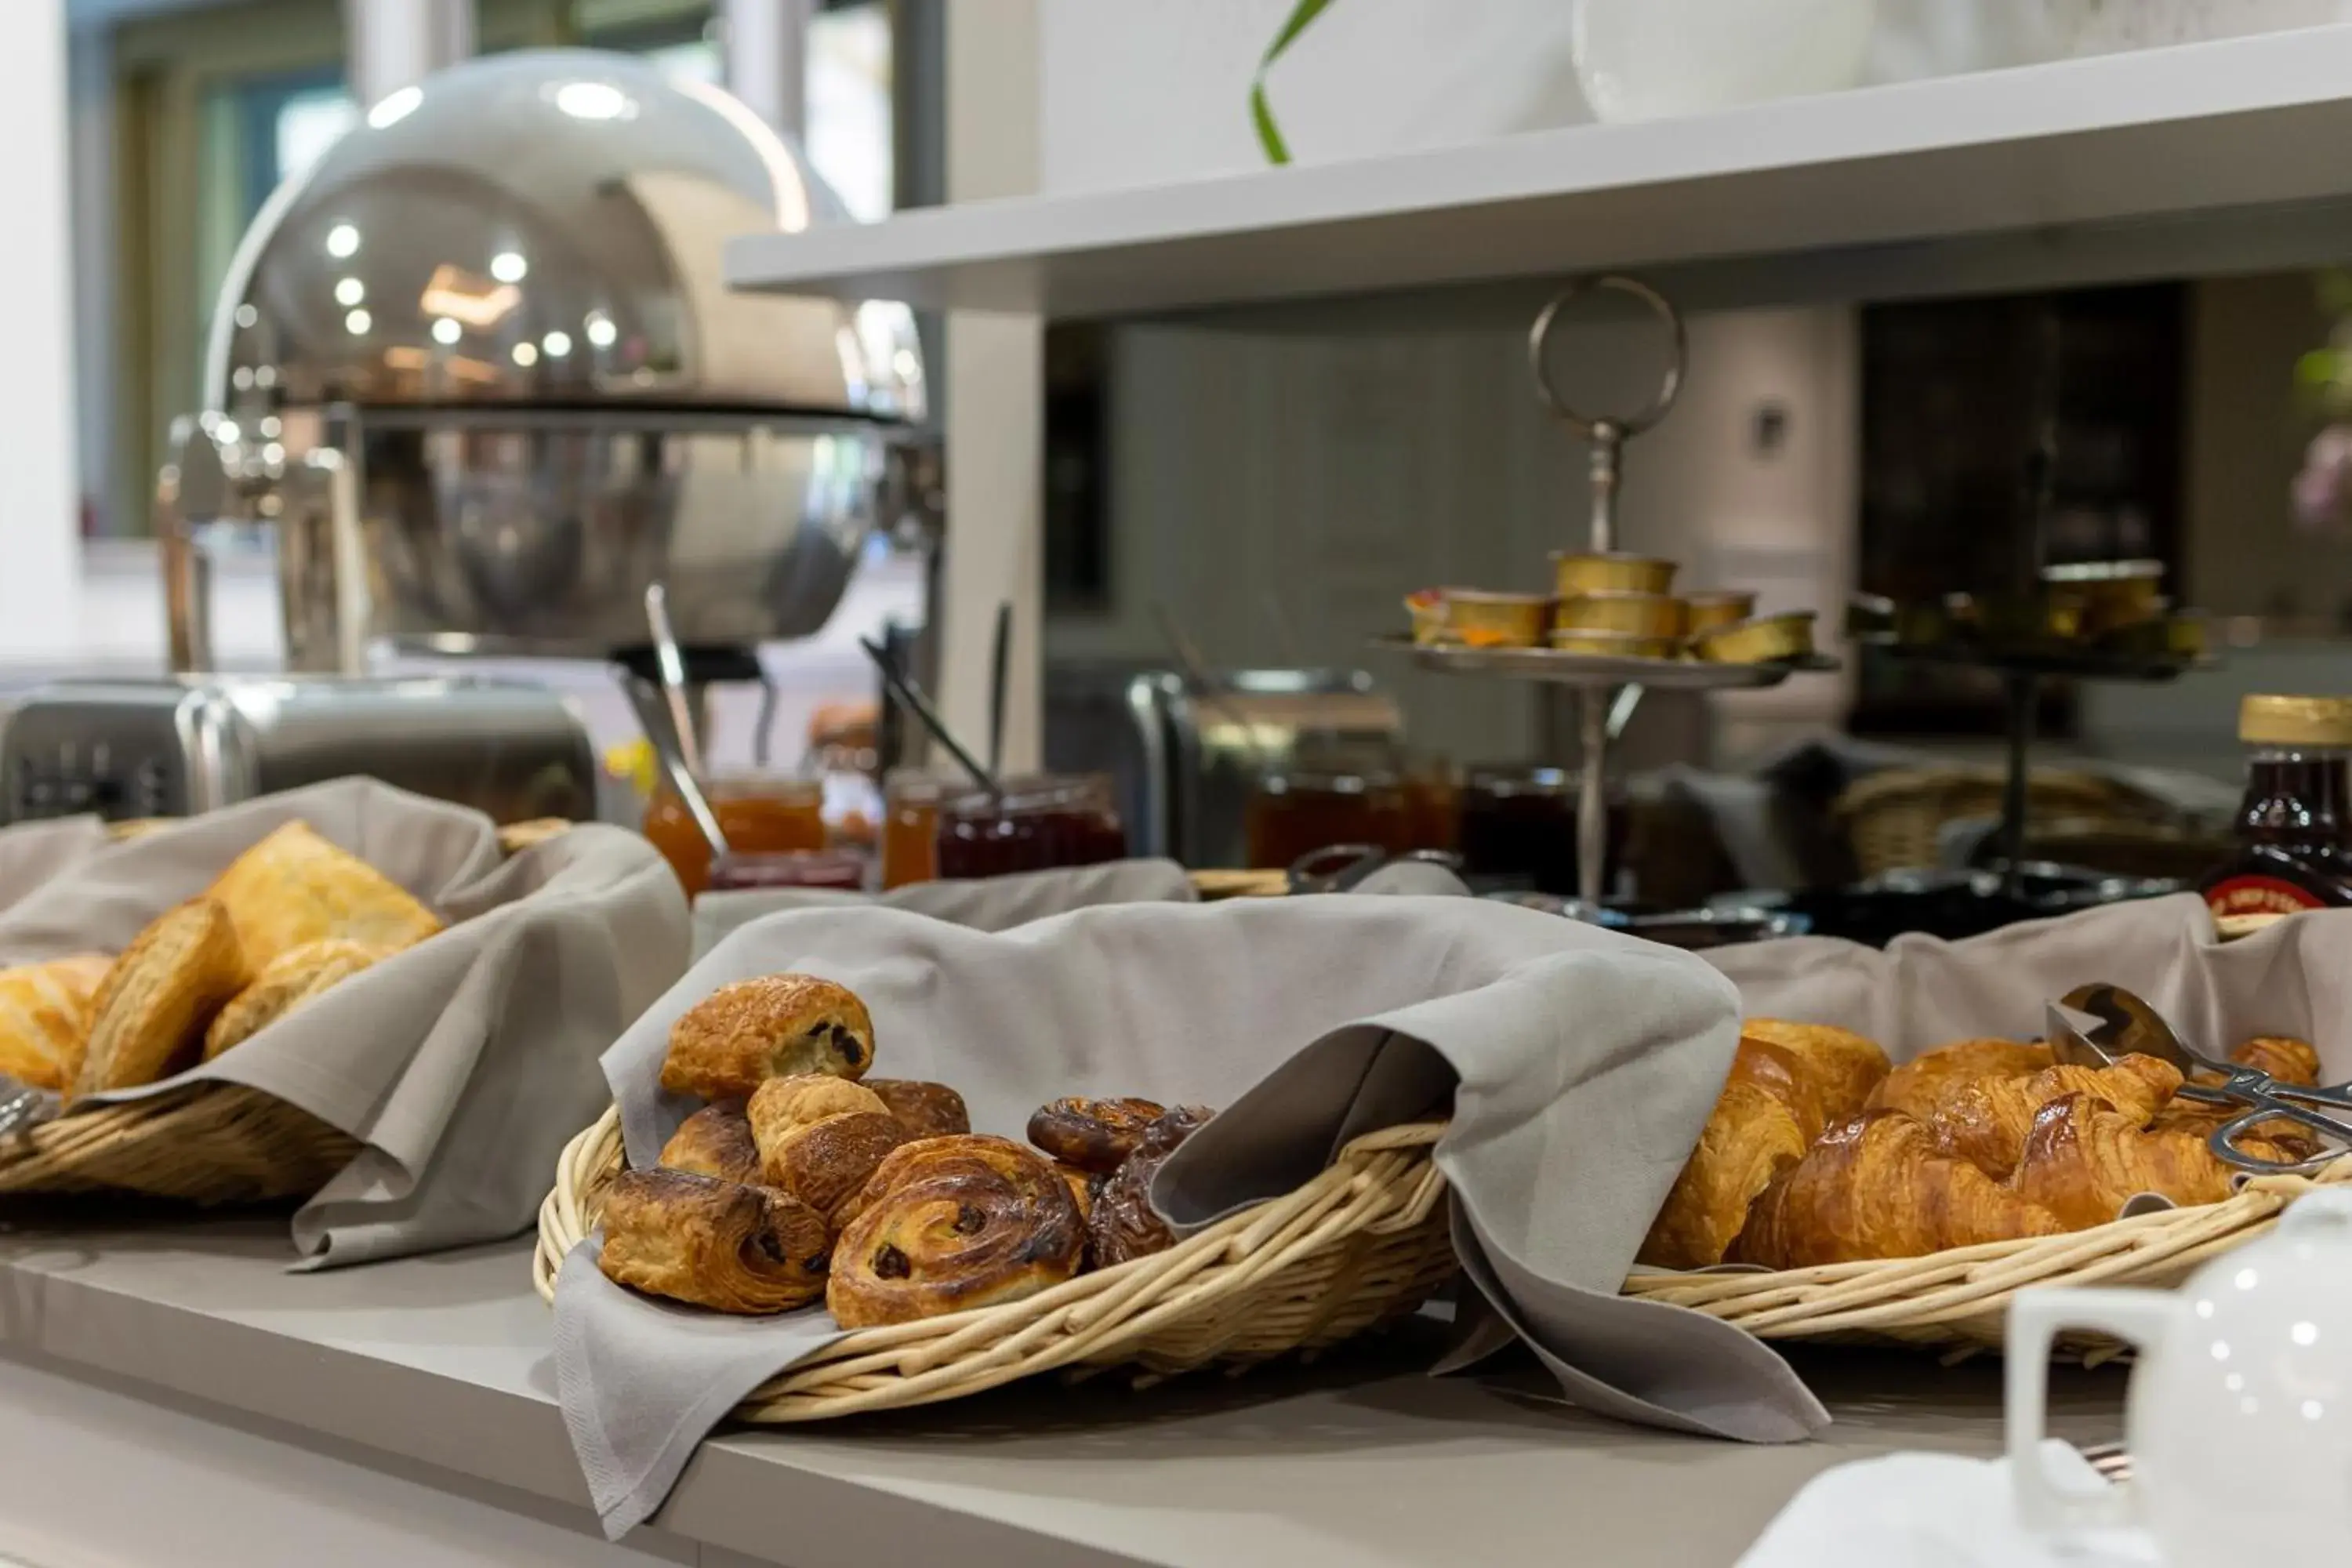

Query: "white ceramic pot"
<box><xmin>2007</xmin><ymin>1188</ymin><xmax>2352</xmax><ymax>1564</ymax></box>
<box><xmin>1571</xmin><ymin>0</ymin><xmax>1879</xmax><ymax>123</ymax></box>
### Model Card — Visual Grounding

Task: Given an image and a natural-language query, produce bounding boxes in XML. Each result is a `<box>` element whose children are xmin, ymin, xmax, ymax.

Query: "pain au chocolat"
<box><xmin>660</xmin><ymin>974</ymin><xmax>875</xmax><ymax>1102</ymax></box>
<box><xmin>597</xmin><ymin>1167</ymin><xmax>833</xmax><ymax>1315</ymax></box>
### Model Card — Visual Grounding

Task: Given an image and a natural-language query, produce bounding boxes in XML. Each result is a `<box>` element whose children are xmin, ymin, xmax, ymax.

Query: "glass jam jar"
<box><xmin>706</xmin><ymin>846</ymin><xmax>870</xmax><ymax>893</ymax></box>
<box><xmin>2201</xmin><ymin>695</ymin><xmax>2352</xmax><ymax>937</ymax></box>
<box><xmin>935</xmin><ymin>775</ymin><xmax>1127</xmax><ymax>880</ymax></box>
<box><xmin>1243</xmin><ymin>766</ymin><xmax>1412</xmax><ymax>869</ymax></box>
<box><xmin>1457</xmin><ymin>763</ymin><xmax>1619</xmax><ymax>897</ymax></box>
<box><xmin>643</xmin><ymin>774</ymin><xmax>828</xmax><ymax>897</ymax></box>
<box><xmin>881</xmin><ymin>772</ymin><xmax>946</xmax><ymax>890</ymax></box>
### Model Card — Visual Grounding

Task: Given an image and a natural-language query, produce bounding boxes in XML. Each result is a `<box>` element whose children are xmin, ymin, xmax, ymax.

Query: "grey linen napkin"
<box><xmin>1706</xmin><ymin>892</ymin><xmax>2352</xmax><ymax>1074</ymax></box>
<box><xmin>0</xmin><ymin>779</ymin><xmax>690</xmax><ymax>1266</ymax></box>
<box><xmin>557</xmin><ymin>888</ymin><xmax>1828</xmax><ymax>1539</ymax></box>
<box><xmin>688</xmin><ymin>856</ymin><xmax>1196</xmax><ymax>958</ymax></box>
<box><xmin>0</xmin><ymin>816</ymin><xmax>111</xmax><ymax>916</ymax></box>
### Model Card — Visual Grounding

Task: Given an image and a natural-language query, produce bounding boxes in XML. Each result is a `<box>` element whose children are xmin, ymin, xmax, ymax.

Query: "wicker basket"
<box><xmin>533</xmin><ymin>1105</ymin><xmax>1457</xmax><ymax>1421</ymax></box>
<box><xmin>1835</xmin><ymin>768</ymin><xmax>2149</xmax><ymax>877</ymax></box>
<box><xmin>0</xmin><ymin>1084</ymin><xmax>357</xmax><ymax>1204</ymax></box>
<box><xmin>1621</xmin><ymin>1158</ymin><xmax>2352</xmax><ymax>1358</ymax></box>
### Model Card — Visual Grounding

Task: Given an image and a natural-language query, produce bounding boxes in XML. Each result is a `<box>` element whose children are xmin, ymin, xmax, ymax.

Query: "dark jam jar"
<box><xmin>935</xmin><ymin>775</ymin><xmax>1127</xmax><ymax>880</ymax></box>
<box><xmin>2202</xmin><ymin>695</ymin><xmax>2352</xmax><ymax>937</ymax></box>
<box><xmin>1457</xmin><ymin>764</ymin><xmax>1614</xmax><ymax>897</ymax></box>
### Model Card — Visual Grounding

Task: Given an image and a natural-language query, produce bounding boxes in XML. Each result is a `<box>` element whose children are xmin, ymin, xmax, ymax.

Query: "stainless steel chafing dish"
<box><xmin>165</xmin><ymin>48</ymin><xmax>928</xmax><ymax>671</ymax></box>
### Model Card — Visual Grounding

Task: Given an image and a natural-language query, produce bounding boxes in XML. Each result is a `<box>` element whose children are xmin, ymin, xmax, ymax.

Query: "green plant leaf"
<box><xmin>1251</xmin><ymin>0</ymin><xmax>1337</xmax><ymax>165</ymax></box>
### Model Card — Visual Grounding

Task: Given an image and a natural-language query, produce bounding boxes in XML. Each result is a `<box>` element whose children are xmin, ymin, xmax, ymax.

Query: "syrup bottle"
<box><xmin>2202</xmin><ymin>695</ymin><xmax>2352</xmax><ymax>937</ymax></box>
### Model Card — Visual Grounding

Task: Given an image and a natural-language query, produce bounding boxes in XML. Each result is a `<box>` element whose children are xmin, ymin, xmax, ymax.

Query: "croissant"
<box><xmin>1867</xmin><ymin>1038</ymin><xmax>2055</xmax><ymax>1121</ymax></box>
<box><xmin>1927</xmin><ymin>1054</ymin><xmax>2182</xmax><ymax>1180</ymax></box>
<box><xmin>1740</xmin><ymin>1020</ymin><xmax>1890</xmax><ymax>1127</ymax></box>
<box><xmin>2012</xmin><ymin>1091</ymin><xmax>2307</xmax><ymax>1229</ymax></box>
<box><xmin>2222</xmin><ymin>1036</ymin><xmax>2321</xmax><ymax>1087</ymax></box>
<box><xmin>597</xmin><ymin>1168</ymin><xmax>832</xmax><ymax>1315</ymax></box>
<box><xmin>1637</xmin><ymin>1076</ymin><xmax>1811</xmax><ymax>1269</ymax></box>
<box><xmin>826</xmin><ymin>1134</ymin><xmax>1086</xmax><ymax>1327</ymax></box>
<box><xmin>1732</xmin><ymin>1111</ymin><xmax>2067</xmax><ymax>1269</ymax></box>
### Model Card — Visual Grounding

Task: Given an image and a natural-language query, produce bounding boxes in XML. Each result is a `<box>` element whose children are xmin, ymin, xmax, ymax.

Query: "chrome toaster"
<box><xmin>0</xmin><ymin>676</ymin><xmax>597</xmax><ymax>826</ymax></box>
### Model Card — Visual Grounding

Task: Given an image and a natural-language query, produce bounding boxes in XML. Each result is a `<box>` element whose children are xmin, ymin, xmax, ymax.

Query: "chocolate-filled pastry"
<box><xmin>597</xmin><ymin>1168</ymin><xmax>832</xmax><ymax>1314</ymax></box>
<box><xmin>659</xmin><ymin>975</ymin><xmax>875</xmax><ymax>1102</ymax></box>
<box><xmin>866</xmin><ymin>1078</ymin><xmax>971</xmax><ymax>1140</ymax></box>
<box><xmin>1027</xmin><ymin>1096</ymin><xmax>1167</xmax><ymax>1174</ymax></box>
<box><xmin>74</xmin><ymin>898</ymin><xmax>250</xmax><ymax>1102</ymax></box>
<box><xmin>1088</xmin><ymin>1105</ymin><xmax>1216</xmax><ymax>1269</ymax></box>
<box><xmin>826</xmin><ymin>1134</ymin><xmax>1086</xmax><ymax>1327</ymax></box>
<box><xmin>659</xmin><ymin>1102</ymin><xmax>765</xmax><ymax>1185</ymax></box>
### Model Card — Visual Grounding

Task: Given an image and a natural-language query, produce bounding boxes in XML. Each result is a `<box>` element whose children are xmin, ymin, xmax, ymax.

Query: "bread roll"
<box><xmin>597</xmin><ymin>1168</ymin><xmax>832</xmax><ymax>1314</ymax></box>
<box><xmin>826</xmin><ymin>1134</ymin><xmax>1086</xmax><ymax>1327</ymax></box>
<box><xmin>0</xmin><ymin>954</ymin><xmax>111</xmax><ymax>1091</ymax></box>
<box><xmin>74</xmin><ymin>898</ymin><xmax>249</xmax><ymax>1101</ymax></box>
<box><xmin>202</xmin><ymin>938</ymin><xmax>386</xmax><ymax>1061</ymax></box>
<box><xmin>206</xmin><ymin>822</ymin><xmax>441</xmax><ymax>968</ymax></box>
<box><xmin>660</xmin><ymin>975</ymin><xmax>875</xmax><ymax>1102</ymax></box>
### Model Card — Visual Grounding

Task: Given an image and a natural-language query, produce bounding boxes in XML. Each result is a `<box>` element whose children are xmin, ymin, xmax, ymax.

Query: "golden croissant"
<box><xmin>1927</xmin><ymin>1054</ymin><xmax>2182</xmax><ymax>1180</ymax></box>
<box><xmin>1732</xmin><ymin>1110</ymin><xmax>2067</xmax><ymax>1268</ymax></box>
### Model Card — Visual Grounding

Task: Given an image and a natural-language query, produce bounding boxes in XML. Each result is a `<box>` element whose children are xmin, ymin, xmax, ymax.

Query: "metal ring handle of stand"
<box><xmin>1527</xmin><ymin>275</ymin><xmax>1687</xmax><ymax>906</ymax></box>
<box><xmin>1526</xmin><ymin>274</ymin><xmax>1688</xmax><ymax>556</ymax></box>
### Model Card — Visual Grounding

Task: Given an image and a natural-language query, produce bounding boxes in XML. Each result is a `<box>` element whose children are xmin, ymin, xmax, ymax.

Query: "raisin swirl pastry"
<box><xmin>826</xmin><ymin>1135</ymin><xmax>1086</xmax><ymax>1328</ymax></box>
<box><xmin>597</xmin><ymin>1168</ymin><xmax>833</xmax><ymax>1314</ymax></box>
<box><xmin>659</xmin><ymin>975</ymin><xmax>874</xmax><ymax>1102</ymax></box>
<box><xmin>1026</xmin><ymin>1096</ymin><xmax>1166</xmax><ymax>1175</ymax></box>
<box><xmin>1089</xmin><ymin>1105</ymin><xmax>1216</xmax><ymax>1269</ymax></box>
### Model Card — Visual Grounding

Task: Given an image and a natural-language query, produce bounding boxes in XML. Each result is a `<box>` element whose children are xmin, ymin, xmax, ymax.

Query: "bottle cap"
<box><xmin>2241</xmin><ymin>695</ymin><xmax>2352</xmax><ymax>747</ymax></box>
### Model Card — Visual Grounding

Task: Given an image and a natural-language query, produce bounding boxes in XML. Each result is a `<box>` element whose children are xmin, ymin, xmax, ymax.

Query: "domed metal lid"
<box><xmin>205</xmin><ymin>49</ymin><xmax>922</xmax><ymax>421</ymax></box>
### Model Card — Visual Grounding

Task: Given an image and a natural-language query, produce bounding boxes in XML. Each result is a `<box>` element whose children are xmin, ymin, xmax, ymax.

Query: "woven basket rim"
<box><xmin>1621</xmin><ymin>1157</ymin><xmax>2352</xmax><ymax>1349</ymax></box>
<box><xmin>0</xmin><ymin>1080</ymin><xmax>357</xmax><ymax>1204</ymax></box>
<box><xmin>534</xmin><ymin>1104</ymin><xmax>1454</xmax><ymax>1421</ymax></box>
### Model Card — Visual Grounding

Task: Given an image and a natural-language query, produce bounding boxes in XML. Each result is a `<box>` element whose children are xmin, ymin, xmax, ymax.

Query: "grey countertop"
<box><xmin>0</xmin><ymin>1211</ymin><xmax>2129</xmax><ymax>1566</ymax></box>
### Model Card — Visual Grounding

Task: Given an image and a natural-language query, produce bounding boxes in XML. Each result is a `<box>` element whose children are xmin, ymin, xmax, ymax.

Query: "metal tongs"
<box><xmin>2046</xmin><ymin>983</ymin><xmax>2352</xmax><ymax>1175</ymax></box>
<box><xmin>1286</xmin><ymin>845</ymin><xmax>1464</xmax><ymax>895</ymax></box>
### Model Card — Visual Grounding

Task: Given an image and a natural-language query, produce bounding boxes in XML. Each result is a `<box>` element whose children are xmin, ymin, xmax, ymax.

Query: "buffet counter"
<box><xmin>0</xmin><ymin>1214</ymin><xmax>2129</xmax><ymax>1568</ymax></box>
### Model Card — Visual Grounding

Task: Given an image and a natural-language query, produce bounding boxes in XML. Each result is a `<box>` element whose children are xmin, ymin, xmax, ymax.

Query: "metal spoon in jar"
<box><xmin>858</xmin><ymin>637</ymin><xmax>1003</xmax><ymax>800</ymax></box>
<box><xmin>2046</xmin><ymin>983</ymin><xmax>2352</xmax><ymax>1174</ymax></box>
<box><xmin>641</xmin><ymin>583</ymin><xmax>729</xmax><ymax>862</ymax></box>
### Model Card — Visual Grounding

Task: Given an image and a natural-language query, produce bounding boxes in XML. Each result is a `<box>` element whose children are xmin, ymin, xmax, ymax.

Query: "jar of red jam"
<box><xmin>2202</xmin><ymin>695</ymin><xmax>2352</xmax><ymax>937</ymax></box>
<box><xmin>935</xmin><ymin>775</ymin><xmax>1127</xmax><ymax>880</ymax></box>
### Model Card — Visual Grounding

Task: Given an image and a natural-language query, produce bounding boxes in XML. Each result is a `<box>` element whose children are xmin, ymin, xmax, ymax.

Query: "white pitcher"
<box><xmin>2007</xmin><ymin>1189</ymin><xmax>2352</xmax><ymax>1563</ymax></box>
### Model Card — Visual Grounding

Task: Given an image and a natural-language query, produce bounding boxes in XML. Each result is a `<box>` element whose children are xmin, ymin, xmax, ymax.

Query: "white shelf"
<box><xmin>728</xmin><ymin>27</ymin><xmax>2352</xmax><ymax>317</ymax></box>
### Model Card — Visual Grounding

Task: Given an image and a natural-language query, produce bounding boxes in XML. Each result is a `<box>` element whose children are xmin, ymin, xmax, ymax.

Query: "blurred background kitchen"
<box><xmin>9</xmin><ymin>0</ymin><xmax>2352</xmax><ymax>924</ymax></box>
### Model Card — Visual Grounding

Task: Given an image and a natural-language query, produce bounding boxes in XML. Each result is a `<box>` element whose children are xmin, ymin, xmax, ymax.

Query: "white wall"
<box><xmin>1038</xmin><ymin>0</ymin><xmax>1589</xmax><ymax>194</ymax></box>
<box><xmin>1</xmin><ymin>0</ymin><xmax>83</xmax><ymax>662</ymax></box>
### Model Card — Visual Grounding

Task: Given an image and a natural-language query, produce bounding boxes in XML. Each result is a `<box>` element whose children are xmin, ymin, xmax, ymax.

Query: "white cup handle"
<box><xmin>2281</xmin><ymin>1186</ymin><xmax>2352</xmax><ymax>1237</ymax></box>
<box><xmin>2006</xmin><ymin>1287</ymin><xmax>2176</xmax><ymax>1536</ymax></box>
